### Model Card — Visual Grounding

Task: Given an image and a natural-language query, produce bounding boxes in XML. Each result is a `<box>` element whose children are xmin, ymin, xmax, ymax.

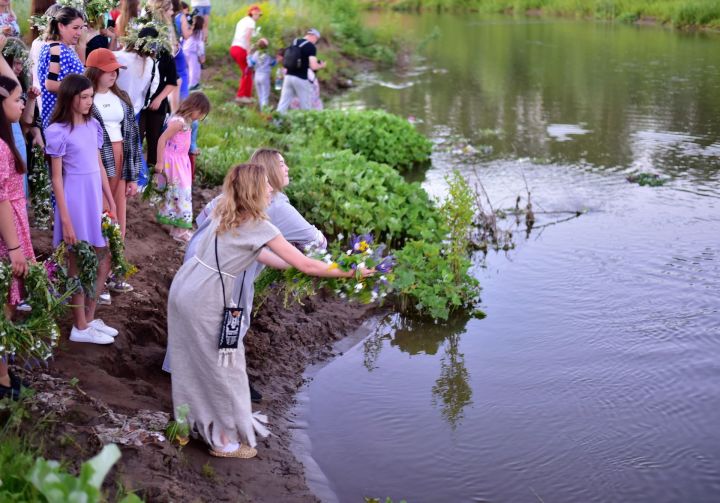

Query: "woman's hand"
<box><xmin>27</xmin><ymin>87</ymin><xmax>41</xmax><ymax>101</ymax></box>
<box><xmin>126</xmin><ymin>181</ymin><xmax>138</xmax><ymax>197</ymax></box>
<box><xmin>62</xmin><ymin>220</ymin><xmax>77</xmax><ymax>246</ymax></box>
<box><xmin>0</xmin><ymin>34</ymin><xmax>7</xmax><ymax>51</ymax></box>
<box><xmin>149</xmin><ymin>96</ymin><xmax>163</xmax><ymax>111</ymax></box>
<box><xmin>357</xmin><ymin>267</ymin><xmax>376</xmax><ymax>279</ymax></box>
<box><xmin>108</xmin><ymin>201</ymin><xmax>118</xmax><ymax>221</ymax></box>
<box><xmin>9</xmin><ymin>248</ymin><xmax>28</xmax><ymax>277</ymax></box>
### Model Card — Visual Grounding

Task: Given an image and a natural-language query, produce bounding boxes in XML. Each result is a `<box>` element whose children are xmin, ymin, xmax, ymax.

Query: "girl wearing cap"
<box><xmin>85</xmin><ymin>48</ymin><xmax>142</xmax><ymax>297</ymax></box>
<box><xmin>46</xmin><ymin>74</ymin><xmax>118</xmax><ymax>345</ymax></box>
<box><xmin>230</xmin><ymin>4</ymin><xmax>261</xmax><ymax>104</ymax></box>
<box><xmin>37</xmin><ymin>6</ymin><xmax>87</xmax><ymax>129</ymax></box>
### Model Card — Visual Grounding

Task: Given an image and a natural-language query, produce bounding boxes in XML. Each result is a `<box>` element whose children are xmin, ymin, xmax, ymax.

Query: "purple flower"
<box><xmin>376</xmin><ymin>256</ymin><xmax>395</xmax><ymax>273</ymax></box>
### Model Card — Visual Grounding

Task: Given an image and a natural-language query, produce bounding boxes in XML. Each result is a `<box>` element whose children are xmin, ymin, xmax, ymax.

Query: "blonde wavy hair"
<box><xmin>213</xmin><ymin>163</ymin><xmax>269</xmax><ymax>234</ymax></box>
<box><xmin>250</xmin><ymin>148</ymin><xmax>285</xmax><ymax>194</ymax></box>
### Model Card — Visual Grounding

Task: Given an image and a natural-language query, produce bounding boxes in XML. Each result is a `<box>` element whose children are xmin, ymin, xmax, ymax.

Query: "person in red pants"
<box><xmin>229</xmin><ymin>4</ymin><xmax>261</xmax><ymax>103</ymax></box>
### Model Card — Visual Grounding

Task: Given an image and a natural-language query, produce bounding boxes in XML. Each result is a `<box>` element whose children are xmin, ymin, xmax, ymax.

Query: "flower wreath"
<box><xmin>120</xmin><ymin>16</ymin><xmax>174</xmax><ymax>57</ymax></box>
<box><xmin>0</xmin><ymin>261</ymin><xmax>68</xmax><ymax>360</ymax></box>
<box><xmin>28</xmin><ymin>145</ymin><xmax>53</xmax><ymax>230</ymax></box>
<box><xmin>101</xmin><ymin>212</ymin><xmax>137</xmax><ymax>279</ymax></box>
<box><xmin>1</xmin><ymin>37</ymin><xmax>32</xmax><ymax>84</ymax></box>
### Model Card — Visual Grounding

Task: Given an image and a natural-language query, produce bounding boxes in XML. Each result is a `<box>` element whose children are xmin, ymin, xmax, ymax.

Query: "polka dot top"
<box><xmin>38</xmin><ymin>43</ymin><xmax>85</xmax><ymax>129</ymax></box>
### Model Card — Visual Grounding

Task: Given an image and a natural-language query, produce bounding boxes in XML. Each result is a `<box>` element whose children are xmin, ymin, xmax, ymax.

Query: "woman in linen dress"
<box><xmin>37</xmin><ymin>6</ymin><xmax>86</xmax><ymax>129</ymax></box>
<box><xmin>168</xmin><ymin>163</ymin><xmax>373</xmax><ymax>458</ymax></box>
<box><xmin>47</xmin><ymin>75</ymin><xmax>118</xmax><ymax>345</ymax></box>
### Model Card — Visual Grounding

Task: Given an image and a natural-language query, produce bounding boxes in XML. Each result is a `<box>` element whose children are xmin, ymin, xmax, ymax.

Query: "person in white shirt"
<box><xmin>229</xmin><ymin>4</ymin><xmax>261</xmax><ymax>104</ymax></box>
<box><xmin>85</xmin><ymin>49</ymin><xmax>143</xmax><ymax>298</ymax></box>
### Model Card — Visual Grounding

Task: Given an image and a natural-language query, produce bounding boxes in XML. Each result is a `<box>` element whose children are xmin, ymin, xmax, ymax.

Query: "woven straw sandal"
<box><xmin>208</xmin><ymin>444</ymin><xmax>257</xmax><ymax>459</ymax></box>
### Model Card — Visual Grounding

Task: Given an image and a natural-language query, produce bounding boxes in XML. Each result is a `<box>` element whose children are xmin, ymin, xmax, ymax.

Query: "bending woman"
<box><xmin>163</xmin><ymin>148</ymin><xmax>326</xmax><ymax>375</ymax></box>
<box><xmin>167</xmin><ymin>163</ymin><xmax>371</xmax><ymax>459</ymax></box>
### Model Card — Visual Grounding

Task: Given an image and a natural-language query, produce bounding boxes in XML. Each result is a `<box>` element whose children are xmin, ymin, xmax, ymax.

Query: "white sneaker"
<box><xmin>88</xmin><ymin>319</ymin><xmax>119</xmax><ymax>337</ymax></box>
<box><xmin>98</xmin><ymin>291</ymin><xmax>112</xmax><ymax>305</ymax></box>
<box><xmin>69</xmin><ymin>326</ymin><xmax>114</xmax><ymax>345</ymax></box>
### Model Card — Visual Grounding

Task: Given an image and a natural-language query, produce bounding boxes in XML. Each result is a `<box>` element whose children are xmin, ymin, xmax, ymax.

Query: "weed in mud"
<box><xmin>200</xmin><ymin>462</ymin><xmax>217</xmax><ymax>481</ymax></box>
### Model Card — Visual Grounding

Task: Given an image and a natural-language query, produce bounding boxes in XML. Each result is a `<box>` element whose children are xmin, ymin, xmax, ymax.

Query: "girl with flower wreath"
<box><xmin>85</xmin><ymin>48</ymin><xmax>142</xmax><ymax>297</ymax></box>
<box><xmin>154</xmin><ymin>91</ymin><xmax>210</xmax><ymax>242</ymax></box>
<box><xmin>46</xmin><ymin>74</ymin><xmax>119</xmax><ymax>345</ymax></box>
<box><xmin>0</xmin><ymin>74</ymin><xmax>35</xmax><ymax>399</ymax></box>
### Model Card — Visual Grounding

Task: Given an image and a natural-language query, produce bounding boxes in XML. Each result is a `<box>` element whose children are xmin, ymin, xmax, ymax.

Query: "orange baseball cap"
<box><xmin>248</xmin><ymin>4</ymin><xmax>262</xmax><ymax>15</ymax></box>
<box><xmin>85</xmin><ymin>48</ymin><xmax>126</xmax><ymax>72</ymax></box>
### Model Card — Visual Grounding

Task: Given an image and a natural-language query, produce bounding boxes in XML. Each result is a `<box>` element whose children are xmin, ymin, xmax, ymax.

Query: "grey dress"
<box><xmin>162</xmin><ymin>192</ymin><xmax>326</xmax><ymax>372</ymax></box>
<box><xmin>168</xmin><ymin>217</ymin><xmax>280</xmax><ymax>449</ymax></box>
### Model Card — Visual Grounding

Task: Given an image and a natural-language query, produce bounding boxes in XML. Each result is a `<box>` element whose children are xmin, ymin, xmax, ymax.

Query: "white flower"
<box><xmin>353</xmin><ymin>243</ymin><xmax>360</xmax><ymax>251</ymax></box>
<box><xmin>371</xmin><ymin>291</ymin><xmax>378</xmax><ymax>301</ymax></box>
<box><xmin>337</xmin><ymin>233</ymin><xmax>344</xmax><ymax>240</ymax></box>
<box><xmin>347</xmin><ymin>250</ymin><xmax>353</xmax><ymax>255</ymax></box>
<box><xmin>358</xmin><ymin>262</ymin><xmax>366</xmax><ymax>269</ymax></box>
<box><xmin>380</xmin><ymin>275</ymin><xmax>386</xmax><ymax>281</ymax></box>
<box><xmin>366</xmin><ymin>248</ymin><xmax>372</xmax><ymax>255</ymax></box>
<box><xmin>339</xmin><ymin>293</ymin><xmax>347</xmax><ymax>299</ymax></box>
<box><xmin>354</xmin><ymin>283</ymin><xmax>364</xmax><ymax>291</ymax></box>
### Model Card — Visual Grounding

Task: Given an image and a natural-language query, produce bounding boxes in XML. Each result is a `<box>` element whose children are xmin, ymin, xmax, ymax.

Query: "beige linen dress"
<box><xmin>168</xmin><ymin>216</ymin><xmax>280</xmax><ymax>449</ymax></box>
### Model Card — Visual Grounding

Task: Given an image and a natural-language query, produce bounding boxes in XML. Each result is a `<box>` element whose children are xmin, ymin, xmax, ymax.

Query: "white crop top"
<box><xmin>94</xmin><ymin>91</ymin><xmax>124</xmax><ymax>142</ymax></box>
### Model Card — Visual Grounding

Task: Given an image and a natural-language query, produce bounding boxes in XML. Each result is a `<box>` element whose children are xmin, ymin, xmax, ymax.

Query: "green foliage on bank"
<box><xmin>363</xmin><ymin>0</ymin><xmax>720</xmax><ymax>28</ymax></box>
<box><xmin>276</xmin><ymin>110</ymin><xmax>432</xmax><ymax>169</ymax></box>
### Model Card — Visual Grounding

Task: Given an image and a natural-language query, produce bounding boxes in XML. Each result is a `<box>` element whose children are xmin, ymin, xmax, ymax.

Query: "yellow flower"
<box><xmin>328</xmin><ymin>262</ymin><xmax>339</xmax><ymax>270</ymax></box>
<box><xmin>358</xmin><ymin>241</ymin><xmax>369</xmax><ymax>252</ymax></box>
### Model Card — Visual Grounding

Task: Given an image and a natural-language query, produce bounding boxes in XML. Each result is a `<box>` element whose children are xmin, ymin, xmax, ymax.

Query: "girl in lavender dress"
<box><xmin>154</xmin><ymin>92</ymin><xmax>210</xmax><ymax>242</ymax></box>
<box><xmin>46</xmin><ymin>75</ymin><xmax>118</xmax><ymax>345</ymax></box>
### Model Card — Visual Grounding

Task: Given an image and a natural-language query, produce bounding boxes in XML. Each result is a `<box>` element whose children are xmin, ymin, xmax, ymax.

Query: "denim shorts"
<box><xmin>194</xmin><ymin>5</ymin><xmax>211</xmax><ymax>16</ymax></box>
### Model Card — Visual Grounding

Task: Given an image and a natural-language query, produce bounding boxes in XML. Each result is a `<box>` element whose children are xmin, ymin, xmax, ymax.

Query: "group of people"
<box><xmin>0</xmin><ymin>0</ymin><xmax>212</xmax><ymax>394</ymax></box>
<box><xmin>1</xmin><ymin>0</ymin><xmax>373</xmax><ymax>459</ymax></box>
<box><xmin>230</xmin><ymin>4</ymin><xmax>324</xmax><ymax>111</ymax></box>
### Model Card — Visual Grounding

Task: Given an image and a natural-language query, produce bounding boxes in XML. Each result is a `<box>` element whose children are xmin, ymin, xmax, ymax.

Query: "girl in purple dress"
<box><xmin>46</xmin><ymin>75</ymin><xmax>118</xmax><ymax>345</ymax></box>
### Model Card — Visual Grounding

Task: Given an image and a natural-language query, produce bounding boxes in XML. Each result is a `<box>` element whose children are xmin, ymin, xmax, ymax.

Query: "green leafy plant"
<box><xmin>276</xmin><ymin>110</ymin><xmax>432</xmax><ymax>170</ymax></box>
<box><xmin>165</xmin><ymin>404</ymin><xmax>190</xmax><ymax>446</ymax></box>
<box><xmin>27</xmin><ymin>444</ymin><xmax>142</xmax><ymax>503</ymax></box>
<box><xmin>101</xmin><ymin>212</ymin><xmax>138</xmax><ymax>280</ymax></box>
<box><xmin>27</xmin><ymin>145</ymin><xmax>54</xmax><ymax>230</ymax></box>
<box><xmin>70</xmin><ymin>241</ymin><xmax>100</xmax><ymax>298</ymax></box>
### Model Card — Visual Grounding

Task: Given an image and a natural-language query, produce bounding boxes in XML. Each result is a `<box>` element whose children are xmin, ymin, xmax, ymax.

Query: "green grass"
<box><xmin>362</xmin><ymin>0</ymin><xmax>720</xmax><ymax>28</ymax></box>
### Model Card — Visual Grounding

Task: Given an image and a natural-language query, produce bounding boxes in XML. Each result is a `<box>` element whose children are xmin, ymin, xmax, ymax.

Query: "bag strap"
<box><xmin>143</xmin><ymin>58</ymin><xmax>157</xmax><ymax>109</ymax></box>
<box><xmin>214</xmin><ymin>235</ymin><xmax>246</xmax><ymax>309</ymax></box>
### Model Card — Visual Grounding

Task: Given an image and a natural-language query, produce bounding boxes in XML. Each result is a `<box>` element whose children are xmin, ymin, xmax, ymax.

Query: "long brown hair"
<box><xmin>117</xmin><ymin>0</ymin><xmax>140</xmax><ymax>37</ymax></box>
<box><xmin>84</xmin><ymin>67</ymin><xmax>133</xmax><ymax>109</ymax></box>
<box><xmin>49</xmin><ymin>74</ymin><xmax>93</xmax><ymax>130</ymax></box>
<box><xmin>0</xmin><ymin>77</ymin><xmax>26</xmax><ymax>174</ymax></box>
<box><xmin>176</xmin><ymin>92</ymin><xmax>211</xmax><ymax>122</ymax></box>
<box><xmin>213</xmin><ymin>164</ymin><xmax>269</xmax><ymax>234</ymax></box>
<box><xmin>250</xmin><ymin>148</ymin><xmax>285</xmax><ymax>194</ymax></box>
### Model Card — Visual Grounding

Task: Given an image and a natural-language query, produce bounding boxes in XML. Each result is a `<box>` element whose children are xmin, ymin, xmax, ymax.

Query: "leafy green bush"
<box><xmin>277</xmin><ymin>110</ymin><xmax>432</xmax><ymax>170</ymax></box>
<box><xmin>287</xmin><ymin>149</ymin><xmax>442</xmax><ymax>246</ymax></box>
<box><xmin>393</xmin><ymin>240</ymin><xmax>481</xmax><ymax>321</ymax></box>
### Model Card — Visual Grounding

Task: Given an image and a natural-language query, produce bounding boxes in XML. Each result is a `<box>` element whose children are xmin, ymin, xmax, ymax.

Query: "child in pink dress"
<box><xmin>155</xmin><ymin>92</ymin><xmax>210</xmax><ymax>242</ymax></box>
<box><xmin>0</xmin><ymin>74</ymin><xmax>35</xmax><ymax>399</ymax></box>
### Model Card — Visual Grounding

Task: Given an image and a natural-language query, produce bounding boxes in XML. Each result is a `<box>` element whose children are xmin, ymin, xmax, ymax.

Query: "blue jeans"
<box><xmin>136</xmin><ymin>113</ymin><xmax>151</xmax><ymax>187</ymax></box>
<box><xmin>190</xmin><ymin>120</ymin><xmax>199</xmax><ymax>153</ymax></box>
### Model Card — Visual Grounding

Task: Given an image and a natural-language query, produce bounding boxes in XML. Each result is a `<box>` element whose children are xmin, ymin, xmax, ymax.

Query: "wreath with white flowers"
<box><xmin>0</xmin><ymin>261</ymin><xmax>68</xmax><ymax>360</ymax></box>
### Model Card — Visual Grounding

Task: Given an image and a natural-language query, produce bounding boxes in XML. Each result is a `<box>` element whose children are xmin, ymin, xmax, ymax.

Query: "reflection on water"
<box><xmin>365</xmin><ymin>313</ymin><xmax>474</xmax><ymax>429</ymax></box>
<box><xmin>300</xmin><ymin>11</ymin><xmax>720</xmax><ymax>503</ymax></box>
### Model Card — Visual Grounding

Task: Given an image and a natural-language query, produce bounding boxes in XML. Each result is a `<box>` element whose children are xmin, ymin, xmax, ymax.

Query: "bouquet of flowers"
<box><xmin>141</xmin><ymin>172</ymin><xmax>166</xmax><ymax>206</ymax></box>
<box><xmin>28</xmin><ymin>145</ymin><xmax>53</xmax><ymax>230</ymax></box>
<box><xmin>265</xmin><ymin>233</ymin><xmax>395</xmax><ymax>307</ymax></box>
<box><xmin>101</xmin><ymin>211</ymin><xmax>137</xmax><ymax>280</ymax></box>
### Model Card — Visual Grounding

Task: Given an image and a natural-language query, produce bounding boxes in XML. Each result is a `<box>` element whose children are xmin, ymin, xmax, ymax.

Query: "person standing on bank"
<box><xmin>229</xmin><ymin>4</ymin><xmax>261</xmax><ymax>105</ymax></box>
<box><xmin>276</xmin><ymin>28</ymin><xmax>325</xmax><ymax>113</ymax></box>
<box><xmin>167</xmin><ymin>163</ymin><xmax>373</xmax><ymax>458</ymax></box>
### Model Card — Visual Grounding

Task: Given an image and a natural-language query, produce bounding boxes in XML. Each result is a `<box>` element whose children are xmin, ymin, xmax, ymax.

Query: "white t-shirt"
<box><xmin>231</xmin><ymin>16</ymin><xmax>255</xmax><ymax>50</ymax></box>
<box><xmin>191</xmin><ymin>0</ymin><xmax>211</xmax><ymax>6</ymax></box>
<box><xmin>94</xmin><ymin>91</ymin><xmax>124</xmax><ymax>142</ymax></box>
<box><xmin>115</xmin><ymin>51</ymin><xmax>158</xmax><ymax>116</ymax></box>
<box><xmin>30</xmin><ymin>38</ymin><xmax>45</xmax><ymax>101</ymax></box>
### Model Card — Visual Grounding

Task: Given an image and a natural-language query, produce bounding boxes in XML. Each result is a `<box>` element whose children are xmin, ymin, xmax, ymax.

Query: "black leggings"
<box><xmin>140</xmin><ymin>105</ymin><xmax>168</xmax><ymax>166</ymax></box>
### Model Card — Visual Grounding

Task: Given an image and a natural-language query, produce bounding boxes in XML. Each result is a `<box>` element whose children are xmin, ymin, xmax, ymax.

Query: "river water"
<box><xmin>295</xmin><ymin>13</ymin><xmax>720</xmax><ymax>503</ymax></box>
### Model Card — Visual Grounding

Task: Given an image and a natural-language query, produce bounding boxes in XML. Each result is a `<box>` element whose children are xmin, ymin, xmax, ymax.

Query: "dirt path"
<box><xmin>26</xmin><ymin>190</ymin><xmax>378</xmax><ymax>502</ymax></box>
